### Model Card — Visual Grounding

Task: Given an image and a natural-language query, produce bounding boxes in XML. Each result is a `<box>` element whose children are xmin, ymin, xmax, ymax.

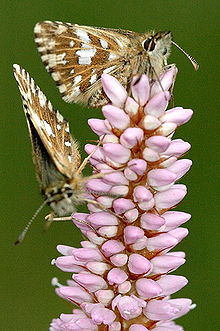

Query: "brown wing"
<box><xmin>13</xmin><ymin>64</ymin><xmax>81</xmax><ymax>180</ymax></box>
<box><xmin>34</xmin><ymin>21</ymin><xmax>135</xmax><ymax>104</ymax></box>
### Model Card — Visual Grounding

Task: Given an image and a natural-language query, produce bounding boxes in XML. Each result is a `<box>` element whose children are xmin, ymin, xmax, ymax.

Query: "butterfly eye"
<box><xmin>143</xmin><ymin>37</ymin><xmax>156</xmax><ymax>52</ymax></box>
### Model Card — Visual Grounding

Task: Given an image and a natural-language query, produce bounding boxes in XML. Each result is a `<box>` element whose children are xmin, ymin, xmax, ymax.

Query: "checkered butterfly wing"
<box><xmin>34</xmin><ymin>21</ymin><xmax>143</xmax><ymax>107</ymax></box>
<box><xmin>13</xmin><ymin>64</ymin><xmax>81</xmax><ymax>190</ymax></box>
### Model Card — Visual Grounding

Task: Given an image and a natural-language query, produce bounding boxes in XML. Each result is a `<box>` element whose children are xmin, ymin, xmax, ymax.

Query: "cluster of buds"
<box><xmin>50</xmin><ymin>67</ymin><xmax>195</xmax><ymax>331</ymax></box>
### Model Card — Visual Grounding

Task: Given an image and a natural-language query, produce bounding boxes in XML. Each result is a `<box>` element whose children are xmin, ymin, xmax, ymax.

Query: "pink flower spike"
<box><xmin>160</xmin><ymin>107</ymin><xmax>193</xmax><ymax>126</ymax></box>
<box><xmin>103</xmin><ymin>143</ymin><xmax>131</xmax><ymax>163</ymax></box>
<box><xmin>102</xmin><ymin>105</ymin><xmax>130</xmax><ymax>130</ymax></box>
<box><xmin>88</xmin><ymin>118</ymin><xmax>110</xmax><ymax>135</ymax></box>
<box><xmin>128</xmin><ymin>254</ymin><xmax>152</xmax><ymax>274</ymax></box>
<box><xmin>101</xmin><ymin>73</ymin><xmax>127</xmax><ymax>108</ymax></box>
<box><xmin>50</xmin><ymin>72</ymin><xmax>194</xmax><ymax>329</ymax></box>
<box><xmin>131</xmin><ymin>75</ymin><xmax>150</xmax><ymax>106</ymax></box>
<box><xmin>120</xmin><ymin>127</ymin><xmax>144</xmax><ymax>148</ymax></box>
<box><xmin>144</xmin><ymin>91</ymin><xmax>170</xmax><ymax>117</ymax></box>
<box><xmin>124</xmin><ymin>226</ymin><xmax>145</xmax><ymax>245</ymax></box>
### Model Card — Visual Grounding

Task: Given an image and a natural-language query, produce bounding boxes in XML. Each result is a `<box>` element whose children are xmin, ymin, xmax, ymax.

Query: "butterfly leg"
<box><xmin>76</xmin><ymin>136</ymin><xmax>104</xmax><ymax>175</ymax></box>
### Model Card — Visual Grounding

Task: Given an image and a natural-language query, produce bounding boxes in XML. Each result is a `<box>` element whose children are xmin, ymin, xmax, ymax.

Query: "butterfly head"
<box><xmin>142</xmin><ymin>31</ymin><xmax>171</xmax><ymax>60</ymax></box>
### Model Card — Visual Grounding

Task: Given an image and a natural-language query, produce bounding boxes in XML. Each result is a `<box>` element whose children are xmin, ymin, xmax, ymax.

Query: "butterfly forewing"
<box><xmin>14</xmin><ymin>64</ymin><xmax>81</xmax><ymax>179</ymax></box>
<box><xmin>13</xmin><ymin>64</ymin><xmax>83</xmax><ymax>216</ymax></box>
<box><xmin>34</xmin><ymin>21</ymin><xmax>134</xmax><ymax>106</ymax></box>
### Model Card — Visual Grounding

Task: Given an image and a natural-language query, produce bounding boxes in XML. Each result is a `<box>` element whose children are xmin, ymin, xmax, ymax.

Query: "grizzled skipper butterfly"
<box><xmin>13</xmin><ymin>64</ymin><xmax>98</xmax><ymax>243</ymax></box>
<box><xmin>34</xmin><ymin>21</ymin><xmax>198</xmax><ymax>108</ymax></box>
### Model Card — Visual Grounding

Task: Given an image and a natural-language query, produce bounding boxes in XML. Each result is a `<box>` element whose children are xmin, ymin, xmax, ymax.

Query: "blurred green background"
<box><xmin>1</xmin><ymin>0</ymin><xmax>219</xmax><ymax>330</ymax></box>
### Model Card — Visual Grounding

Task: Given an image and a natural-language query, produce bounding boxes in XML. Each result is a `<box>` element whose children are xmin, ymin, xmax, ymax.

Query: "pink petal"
<box><xmin>120</xmin><ymin>127</ymin><xmax>144</xmax><ymax>148</ymax></box>
<box><xmin>102</xmin><ymin>105</ymin><xmax>130</xmax><ymax>130</ymax></box>
<box><xmin>136</xmin><ymin>278</ymin><xmax>162</xmax><ymax>299</ymax></box>
<box><xmin>128</xmin><ymin>254</ymin><xmax>152</xmax><ymax>274</ymax></box>
<box><xmin>103</xmin><ymin>143</ymin><xmax>131</xmax><ymax>163</ymax></box>
<box><xmin>124</xmin><ymin>226</ymin><xmax>145</xmax><ymax>244</ymax></box>
<box><xmin>107</xmin><ymin>268</ymin><xmax>128</xmax><ymax>285</ymax></box>
<box><xmin>101</xmin><ymin>240</ymin><xmax>125</xmax><ymax>257</ymax></box>
<box><xmin>101</xmin><ymin>73</ymin><xmax>127</xmax><ymax>108</ymax></box>
<box><xmin>160</xmin><ymin>107</ymin><xmax>193</xmax><ymax>126</ymax></box>
<box><xmin>144</xmin><ymin>91</ymin><xmax>170</xmax><ymax>117</ymax></box>
<box><xmin>131</xmin><ymin>75</ymin><xmax>150</xmax><ymax>106</ymax></box>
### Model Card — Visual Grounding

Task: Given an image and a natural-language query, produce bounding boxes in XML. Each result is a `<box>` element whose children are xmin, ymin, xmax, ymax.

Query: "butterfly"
<box><xmin>13</xmin><ymin>64</ymin><xmax>98</xmax><ymax>242</ymax></box>
<box><xmin>34</xmin><ymin>21</ymin><xmax>176</xmax><ymax>108</ymax></box>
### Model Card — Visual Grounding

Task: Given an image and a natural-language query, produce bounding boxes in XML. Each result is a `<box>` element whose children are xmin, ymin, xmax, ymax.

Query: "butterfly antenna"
<box><xmin>171</xmin><ymin>40</ymin><xmax>199</xmax><ymax>71</ymax></box>
<box><xmin>14</xmin><ymin>200</ymin><xmax>48</xmax><ymax>245</ymax></box>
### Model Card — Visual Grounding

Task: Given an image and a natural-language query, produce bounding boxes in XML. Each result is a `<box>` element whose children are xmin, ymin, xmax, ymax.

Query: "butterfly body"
<box><xmin>14</xmin><ymin>64</ymin><xmax>85</xmax><ymax>217</ymax></box>
<box><xmin>34</xmin><ymin>22</ymin><xmax>172</xmax><ymax>107</ymax></box>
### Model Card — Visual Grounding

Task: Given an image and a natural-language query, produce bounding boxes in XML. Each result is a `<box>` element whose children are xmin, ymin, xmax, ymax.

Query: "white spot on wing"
<box><xmin>43</xmin><ymin>120</ymin><xmax>55</xmax><ymax>137</ymax></box>
<box><xmin>69</xmin><ymin>40</ymin><xmax>75</xmax><ymax>47</ymax></box>
<box><xmin>55</xmin><ymin>25</ymin><xmax>68</xmax><ymax>35</ymax></box>
<box><xmin>74</xmin><ymin>75</ymin><xmax>82</xmax><ymax>85</ymax></box>
<box><xmin>65</xmin><ymin>141</ymin><xmax>72</xmax><ymax>147</ymax></box>
<box><xmin>70</xmin><ymin>69</ymin><xmax>75</xmax><ymax>74</ymax></box>
<box><xmin>68</xmin><ymin>155</ymin><xmax>72</xmax><ymax>162</ymax></box>
<box><xmin>108</xmin><ymin>53</ymin><xmax>119</xmax><ymax>61</ymax></box>
<box><xmin>76</xmin><ymin>29</ymin><xmax>91</xmax><ymax>43</ymax></box>
<box><xmin>57</xmin><ymin>124</ymin><xmax>61</xmax><ymax>130</ymax></box>
<box><xmin>59</xmin><ymin>84</ymin><xmax>67</xmax><ymax>93</ymax></box>
<box><xmin>76</xmin><ymin>49</ymin><xmax>96</xmax><ymax>65</ymax></box>
<box><xmin>81</xmin><ymin>43</ymin><xmax>93</xmax><ymax>49</ymax></box>
<box><xmin>100</xmin><ymin>39</ymin><xmax>108</xmax><ymax>49</ymax></box>
<box><xmin>51</xmin><ymin>72</ymin><xmax>61</xmax><ymax>81</ymax></box>
<box><xmin>103</xmin><ymin>65</ymin><xmax>117</xmax><ymax>74</ymax></box>
<box><xmin>56</xmin><ymin>111</ymin><xmax>64</xmax><ymax>122</ymax></box>
<box><xmin>90</xmin><ymin>74</ymin><xmax>97</xmax><ymax>84</ymax></box>
<box><xmin>115</xmin><ymin>38</ymin><xmax>124</xmax><ymax>48</ymax></box>
<box><xmin>34</xmin><ymin>23</ymin><xmax>42</xmax><ymax>34</ymax></box>
<box><xmin>38</xmin><ymin>91</ymin><xmax>47</xmax><ymax>107</ymax></box>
